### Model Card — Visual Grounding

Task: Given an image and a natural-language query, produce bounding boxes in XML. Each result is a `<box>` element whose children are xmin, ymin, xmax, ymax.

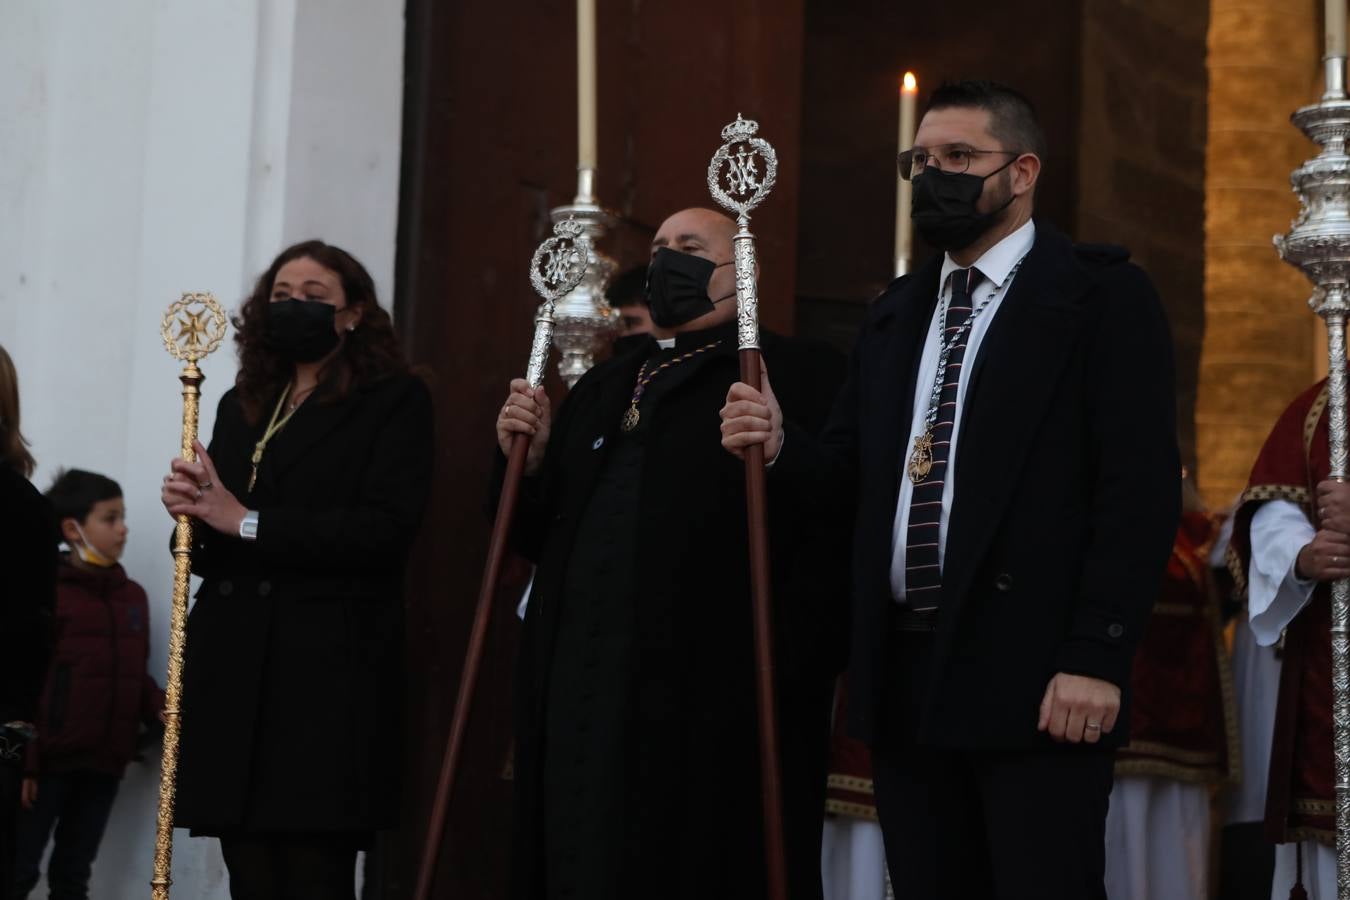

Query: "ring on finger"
<box><xmin>1085</xmin><ymin>722</ymin><xmax>1102</xmax><ymax>732</ymax></box>
<box><xmin>198</xmin><ymin>481</ymin><xmax>213</xmax><ymax>490</ymax></box>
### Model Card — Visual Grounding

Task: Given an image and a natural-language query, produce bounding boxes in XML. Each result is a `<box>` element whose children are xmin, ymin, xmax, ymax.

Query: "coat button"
<box><xmin>218</xmin><ymin>580</ymin><xmax>234</xmax><ymax>597</ymax></box>
<box><xmin>258</xmin><ymin>580</ymin><xmax>273</xmax><ymax>598</ymax></box>
<box><xmin>1107</xmin><ymin>623</ymin><xmax>1125</xmax><ymax>639</ymax></box>
<box><xmin>994</xmin><ymin>573</ymin><xmax>1014</xmax><ymax>593</ymax></box>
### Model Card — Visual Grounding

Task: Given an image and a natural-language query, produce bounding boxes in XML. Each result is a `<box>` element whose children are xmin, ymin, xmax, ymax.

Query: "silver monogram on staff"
<box><xmin>707</xmin><ymin>114</ymin><xmax>778</xmax><ymax>350</ymax></box>
<box><xmin>528</xmin><ymin>216</ymin><xmax>594</xmax><ymax>387</ymax></box>
<box><xmin>1273</xmin><ymin>41</ymin><xmax>1350</xmax><ymax>899</ymax></box>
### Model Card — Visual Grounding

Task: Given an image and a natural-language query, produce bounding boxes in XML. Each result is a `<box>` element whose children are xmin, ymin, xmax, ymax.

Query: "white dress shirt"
<box><xmin>889</xmin><ymin>219</ymin><xmax>1036</xmax><ymax>602</ymax></box>
<box><xmin>1248</xmin><ymin>499</ymin><xmax>1317</xmax><ymax>646</ymax></box>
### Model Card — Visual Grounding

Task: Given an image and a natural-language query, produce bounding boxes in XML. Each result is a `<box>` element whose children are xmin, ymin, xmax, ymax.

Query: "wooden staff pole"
<box><xmin>709</xmin><ymin>114</ymin><xmax>788</xmax><ymax>899</ymax></box>
<box><xmin>414</xmin><ymin>219</ymin><xmax>589</xmax><ymax>900</ymax></box>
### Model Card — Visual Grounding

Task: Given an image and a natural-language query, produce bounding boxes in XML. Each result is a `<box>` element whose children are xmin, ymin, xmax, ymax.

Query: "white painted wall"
<box><xmin>0</xmin><ymin>1</ymin><xmax>405</xmax><ymax>895</ymax></box>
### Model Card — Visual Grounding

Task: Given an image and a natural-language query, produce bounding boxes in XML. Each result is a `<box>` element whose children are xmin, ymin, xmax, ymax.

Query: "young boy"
<box><xmin>10</xmin><ymin>470</ymin><xmax>164</xmax><ymax>900</ymax></box>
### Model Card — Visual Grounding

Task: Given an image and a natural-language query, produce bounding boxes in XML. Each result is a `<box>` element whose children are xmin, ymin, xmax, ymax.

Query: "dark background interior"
<box><xmin>381</xmin><ymin>1</ymin><xmax>1207</xmax><ymax>895</ymax></box>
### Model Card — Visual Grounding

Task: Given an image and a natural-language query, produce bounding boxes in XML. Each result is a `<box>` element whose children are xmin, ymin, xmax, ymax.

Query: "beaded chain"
<box><xmin>620</xmin><ymin>340</ymin><xmax>723</xmax><ymax>432</ymax></box>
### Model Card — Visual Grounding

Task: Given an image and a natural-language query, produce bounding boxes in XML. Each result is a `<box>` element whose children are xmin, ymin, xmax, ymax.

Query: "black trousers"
<box><xmin>219</xmin><ymin>833</ymin><xmax>362</xmax><ymax>900</ymax></box>
<box><xmin>9</xmin><ymin>771</ymin><xmax>120</xmax><ymax>900</ymax></box>
<box><xmin>872</xmin><ymin>625</ymin><xmax>1116</xmax><ymax>900</ymax></box>
<box><xmin>0</xmin><ymin>765</ymin><xmax>20</xmax><ymax>896</ymax></box>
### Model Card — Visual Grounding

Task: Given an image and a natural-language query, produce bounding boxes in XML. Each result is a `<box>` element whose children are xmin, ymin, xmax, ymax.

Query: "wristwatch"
<box><xmin>239</xmin><ymin>510</ymin><xmax>260</xmax><ymax>542</ymax></box>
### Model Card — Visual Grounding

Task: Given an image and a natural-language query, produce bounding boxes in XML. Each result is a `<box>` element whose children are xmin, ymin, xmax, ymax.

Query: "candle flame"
<box><xmin>902</xmin><ymin>72</ymin><xmax>918</xmax><ymax>93</ymax></box>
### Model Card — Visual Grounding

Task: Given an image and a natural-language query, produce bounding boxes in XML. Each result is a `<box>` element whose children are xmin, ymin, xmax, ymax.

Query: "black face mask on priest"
<box><xmin>645</xmin><ymin>247</ymin><xmax>737</xmax><ymax>330</ymax></box>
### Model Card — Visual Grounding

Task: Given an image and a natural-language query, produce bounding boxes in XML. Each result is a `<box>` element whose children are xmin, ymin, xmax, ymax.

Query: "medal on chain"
<box><xmin>905</xmin><ymin>259</ymin><xmax>1025</xmax><ymax>484</ymax></box>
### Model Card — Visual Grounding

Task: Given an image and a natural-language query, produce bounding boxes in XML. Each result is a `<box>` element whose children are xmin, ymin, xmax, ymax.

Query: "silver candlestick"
<box><xmin>1274</xmin><ymin>51</ymin><xmax>1350</xmax><ymax>898</ymax></box>
<box><xmin>546</xmin><ymin>167</ymin><xmax>618</xmax><ymax>387</ymax></box>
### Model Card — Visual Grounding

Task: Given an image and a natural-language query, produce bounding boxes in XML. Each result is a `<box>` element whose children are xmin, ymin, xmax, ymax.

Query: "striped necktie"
<box><xmin>902</xmin><ymin>267</ymin><xmax>983</xmax><ymax>611</ymax></box>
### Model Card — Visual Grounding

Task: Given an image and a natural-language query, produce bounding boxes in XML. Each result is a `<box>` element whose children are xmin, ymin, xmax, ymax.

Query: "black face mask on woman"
<box><xmin>264</xmin><ymin>299</ymin><xmax>341</xmax><ymax>362</ymax></box>
<box><xmin>645</xmin><ymin>247</ymin><xmax>734</xmax><ymax>328</ymax></box>
<box><xmin>911</xmin><ymin>156</ymin><xmax>1018</xmax><ymax>251</ymax></box>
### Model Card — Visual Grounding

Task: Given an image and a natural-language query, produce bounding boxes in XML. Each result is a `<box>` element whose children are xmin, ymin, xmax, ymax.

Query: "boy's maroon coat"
<box><xmin>28</xmin><ymin>558</ymin><xmax>164</xmax><ymax>776</ymax></box>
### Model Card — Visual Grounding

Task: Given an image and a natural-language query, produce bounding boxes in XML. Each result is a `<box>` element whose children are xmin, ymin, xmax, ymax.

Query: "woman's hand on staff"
<box><xmin>719</xmin><ymin>357</ymin><xmax>783</xmax><ymax>463</ymax></box>
<box><xmin>497</xmin><ymin>380</ymin><xmax>551</xmax><ymax>476</ymax></box>
<box><xmin>161</xmin><ymin>440</ymin><xmax>248</xmax><ymax>536</ymax></box>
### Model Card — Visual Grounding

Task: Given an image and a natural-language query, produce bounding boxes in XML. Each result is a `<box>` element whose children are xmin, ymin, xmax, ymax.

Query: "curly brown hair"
<box><xmin>234</xmin><ymin>240</ymin><xmax>410</xmax><ymax>425</ymax></box>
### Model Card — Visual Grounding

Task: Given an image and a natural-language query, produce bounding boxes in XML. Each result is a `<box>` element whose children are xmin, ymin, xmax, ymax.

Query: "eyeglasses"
<box><xmin>897</xmin><ymin>144</ymin><xmax>1021</xmax><ymax>181</ymax></box>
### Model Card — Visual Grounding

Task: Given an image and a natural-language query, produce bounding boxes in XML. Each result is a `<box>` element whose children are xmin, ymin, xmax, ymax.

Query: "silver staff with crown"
<box><xmin>413</xmin><ymin>218</ymin><xmax>591</xmax><ymax>900</ymax></box>
<box><xmin>151</xmin><ymin>292</ymin><xmax>228</xmax><ymax>900</ymax></box>
<box><xmin>1275</xmin><ymin>15</ymin><xmax>1350</xmax><ymax>895</ymax></box>
<box><xmin>707</xmin><ymin>112</ymin><xmax>789</xmax><ymax>900</ymax></box>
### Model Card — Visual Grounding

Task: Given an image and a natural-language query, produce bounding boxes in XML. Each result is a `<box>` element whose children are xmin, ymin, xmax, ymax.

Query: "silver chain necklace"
<box><xmin>906</xmin><ymin>257</ymin><xmax>1027</xmax><ymax>484</ymax></box>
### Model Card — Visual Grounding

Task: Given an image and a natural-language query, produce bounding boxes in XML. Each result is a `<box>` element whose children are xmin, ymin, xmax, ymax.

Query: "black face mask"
<box><xmin>264</xmin><ymin>300</ymin><xmax>341</xmax><ymax>362</ymax></box>
<box><xmin>611</xmin><ymin>332</ymin><xmax>651</xmax><ymax>356</ymax></box>
<box><xmin>645</xmin><ymin>247</ymin><xmax>734</xmax><ymax>328</ymax></box>
<box><xmin>911</xmin><ymin>157</ymin><xmax>1018</xmax><ymax>251</ymax></box>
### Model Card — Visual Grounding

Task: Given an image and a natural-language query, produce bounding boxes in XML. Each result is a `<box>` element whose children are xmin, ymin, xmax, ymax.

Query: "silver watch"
<box><xmin>239</xmin><ymin>510</ymin><xmax>259</xmax><ymax>542</ymax></box>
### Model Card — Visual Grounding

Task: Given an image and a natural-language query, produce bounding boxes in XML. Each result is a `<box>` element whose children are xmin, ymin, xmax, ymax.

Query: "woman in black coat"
<box><xmin>0</xmin><ymin>343</ymin><xmax>58</xmax><ymax>891</ymax></box>
<box><xmin>160</xmin><ymin>242</ymin><xmax>432</xmax><ymax>899</ymax></box>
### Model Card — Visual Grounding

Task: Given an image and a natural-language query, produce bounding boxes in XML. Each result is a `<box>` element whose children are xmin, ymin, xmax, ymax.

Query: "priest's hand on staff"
<box><xmin>497</xmin><ymin>379</ymin><xmax>551</xmax><ymax>476</ymax></box>
<box><xmin>719</xmin><ymin>358</ymin><xmax>783</xmax><ymax>463</ymax></box>
<box><xmin>1315</xmin><ymin>478</ymin><xmax>1350</xmax><ymax>535</ymax></box>
<box><xmin>1296</xmin><ymin>528</ymin><xmax>1350</xmax><ymax>582</ymax></box>
<box><xmin>1036</xmin><ymin>672</ymin><xmax>1120</xmax><ymax>745</ymax></box>
<box><xmin>160</xmin><ymin>440</ymin><xmax>248</xmax><ymax>536</ymax></box>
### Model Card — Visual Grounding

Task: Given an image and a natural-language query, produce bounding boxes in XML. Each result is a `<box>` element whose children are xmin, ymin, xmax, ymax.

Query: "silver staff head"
<box><xmin>529</xmin><ymin>217</ymin><xmax>592</xmax><ymax>304</ymax></box>
<box><xmin>707</xmin><ymin>114</ymin><xmax>778</xmax><ymax>221</ymax></box>
<box><xmin>525</xmin><ymin>217</ymin><xmax>592</xmax><ymax>387</ymax></box>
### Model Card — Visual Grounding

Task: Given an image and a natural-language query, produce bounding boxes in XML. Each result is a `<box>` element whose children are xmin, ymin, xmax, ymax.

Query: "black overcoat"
<box><xmin>0</xmin><ymin>463</ymin><xmax>57</xmax><ymax>725</ymax></box>
<box><xmin>175</xmin><ymin>373</ymin><xmax>432</xmax><ymax>834</ymax></box>
<box><xmin>504</xmin><ymin>323</ymin><xmax>849</xmax><ymax>900</ymax></box>
<box><xmin>775</xmin><ymin>224</ymin><xmax>1182</xmax><ymax>749</ymax></box>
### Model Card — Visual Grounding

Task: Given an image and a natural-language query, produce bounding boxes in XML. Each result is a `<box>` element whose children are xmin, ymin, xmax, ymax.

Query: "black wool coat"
<box><xmin>775</xmin><ymin>224</ymin><xmax>1181</xmax><ymax>749</ymax></box>
<box><xmin>503</xmin><ymin>323</ymin><xmax>849</xmax><ymax>900</ymax></box>
<box><xmin>0</xmin><ymin>463</ymin><xmax>57</xmax><ymax>726</ymax></box>
<box><xmin>175</xmin><ymin>373</ymin><xmax>432</xmax><ymax>835</ymax></box>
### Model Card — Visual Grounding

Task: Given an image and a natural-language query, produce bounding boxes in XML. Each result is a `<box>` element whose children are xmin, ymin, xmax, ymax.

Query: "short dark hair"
<box><xmin>607</xmin><ymin>266</ymin><xmax>649</xmax><ymax>308</ymax></box>
<box><xmin>46</xmin><ymin>468</ymin><xmax>121</xmax><ymax>524</ymax></box>
<box><xmin>925</xmin><ymin>80</ymin><xmax>1047</xmax><ymax>161</ymax></box>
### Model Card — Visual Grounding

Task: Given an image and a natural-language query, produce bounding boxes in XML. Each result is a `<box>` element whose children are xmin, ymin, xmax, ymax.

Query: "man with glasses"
<box><xmin>720</xmin><ymin>80</ymin><xmax>1179</xmax><ymax>898</ymax></box>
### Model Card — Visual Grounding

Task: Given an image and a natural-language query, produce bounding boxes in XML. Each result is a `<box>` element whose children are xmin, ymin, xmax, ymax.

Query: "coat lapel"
<box><xmin>940</xmin><ymin>227</ymin><xmax>1092</xmax><ymax>616</ymax></box>
<box><xmin>252</xmin><ymin>388</ymin><xmax>362</xmax><ymax>497</ymax></box>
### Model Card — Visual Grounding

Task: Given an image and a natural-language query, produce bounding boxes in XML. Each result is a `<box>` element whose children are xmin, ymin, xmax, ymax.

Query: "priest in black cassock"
<box><xmin>494</xmin><ymin>207</ymin><xmax>848</xmax><ymax>900</ymax></box>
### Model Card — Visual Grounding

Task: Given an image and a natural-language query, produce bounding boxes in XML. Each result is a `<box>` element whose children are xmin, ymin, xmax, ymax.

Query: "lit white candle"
<box><xmin>895</xmin><ymin>72</ymin><xmax>918</xmax><ymax>277</ymax></box>
<box><xmin>577</xmin><ymin>0</ymin><xmax>598</xmax><ymax>173</ymax></box>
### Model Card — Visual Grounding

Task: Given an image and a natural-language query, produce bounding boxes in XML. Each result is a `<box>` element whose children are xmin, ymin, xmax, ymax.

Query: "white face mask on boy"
<box><xmin>73</xmin><ymin>523</ymin><xmax>117</xmax><ymax>568</ymax></box>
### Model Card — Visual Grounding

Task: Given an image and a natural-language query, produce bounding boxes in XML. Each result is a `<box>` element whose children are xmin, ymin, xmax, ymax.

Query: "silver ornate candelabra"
<box><xmin>1274</xmin><ymin>52</ymin><xmax>1350</xmax><ymax>898</ymax></box>
<box><xmin>546</xmin><ymin>167</ymin><xmax>618</xmax><ymax>387</ymax></box>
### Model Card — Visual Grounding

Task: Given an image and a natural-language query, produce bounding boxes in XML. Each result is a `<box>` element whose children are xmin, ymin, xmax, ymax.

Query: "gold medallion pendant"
<box><xmin>621</xmin><ymin>403</ymin><xmax>640</xmax><ymax>433</ymax></box>
<box><xmin>907</xmin><ymin>430</ymin><xmax>934</xmax><ymax>483</ymax></box>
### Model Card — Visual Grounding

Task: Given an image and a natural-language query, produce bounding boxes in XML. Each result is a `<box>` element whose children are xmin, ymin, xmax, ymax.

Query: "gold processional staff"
<box><xmin>151</xmin><ymin>292</ymin><xmax>228</xmax><ymax>900</ymax></box>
